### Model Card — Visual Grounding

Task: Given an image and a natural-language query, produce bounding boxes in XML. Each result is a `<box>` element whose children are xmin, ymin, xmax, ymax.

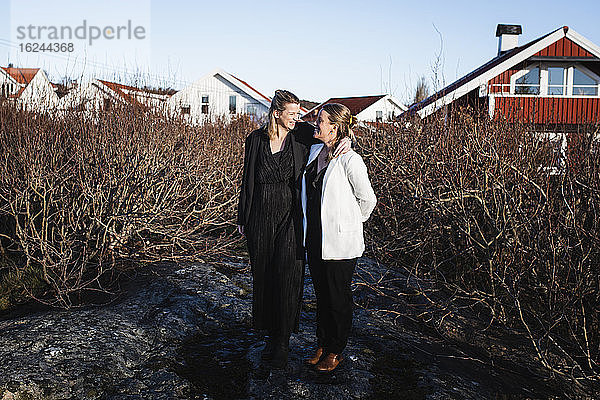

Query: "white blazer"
<box><xmin>301</xmin><ymin>144</ymin><xmax>377</xmax><ymax>260</ymax></box>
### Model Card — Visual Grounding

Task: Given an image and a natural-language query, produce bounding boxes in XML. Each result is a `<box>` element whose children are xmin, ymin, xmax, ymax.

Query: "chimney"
<box><xmin>496</xmin><ymin>24</ymin><xmax>522</xmax><ymax>56</ymax></box>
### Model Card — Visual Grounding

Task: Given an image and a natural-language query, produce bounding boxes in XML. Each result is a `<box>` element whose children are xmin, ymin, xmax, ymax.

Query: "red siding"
<box><xmin>494</xmin><ymin>96</ymin><xmax>600</xmax><ymax>124</ymax></box>
<box><xmin>534</xmin><ymin>37</ymin><xmax>594</xmax><ymax>58</ymax></box>
<box><xmin>488</xmin><ymin>68</ymin><xmax>520</xmax><ymax>93</ymax></box>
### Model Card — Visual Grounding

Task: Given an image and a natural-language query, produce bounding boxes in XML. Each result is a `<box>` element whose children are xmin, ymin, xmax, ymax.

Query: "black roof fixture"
<box><xmin>496</xmin><ymin>24</ymin><xmax>523</xmax><ymax>37</ymax></box>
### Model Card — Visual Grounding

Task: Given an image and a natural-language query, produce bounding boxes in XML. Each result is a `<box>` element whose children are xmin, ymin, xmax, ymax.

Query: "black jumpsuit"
<box><xmin>245</xmin><ymin>135</ymin><xmax>304</xmax><ymax>338</ymax></box>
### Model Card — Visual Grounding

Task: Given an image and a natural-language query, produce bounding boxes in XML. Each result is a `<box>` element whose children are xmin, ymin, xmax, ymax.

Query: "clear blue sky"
<box><xmin>1</xmin><ymin>0</ymin><xmax>599</xmax><ymax>104</ymax></box>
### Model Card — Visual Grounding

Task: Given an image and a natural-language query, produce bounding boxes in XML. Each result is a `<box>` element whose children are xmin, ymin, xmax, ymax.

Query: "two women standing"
<box><xmin>237</xmin><ymin>91</ymin><xmax>375</xmax><ymax>372</ymax></box>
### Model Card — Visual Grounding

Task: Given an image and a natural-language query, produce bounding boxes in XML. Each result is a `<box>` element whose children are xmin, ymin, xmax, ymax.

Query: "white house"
<box><xmin>167</xmin><ymin>68</ymin><xmax>271</xmax><ymax>124</ymax></box>
<box><xmin>57</xmin><ymin>78</ymin><xmax>173</xmax><ymax>114</ymax></box>
<box><xmin>302</xmin><ymin>94</ymin><xmax>407</xmax><ymax>123</ymax></box>
<box><xmin>0</xmin><ymin>66</ymin><xmax>59</xmax><ymax>111</ymax></box>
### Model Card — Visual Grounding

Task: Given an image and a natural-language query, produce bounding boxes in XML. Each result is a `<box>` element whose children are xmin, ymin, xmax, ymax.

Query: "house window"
<box><xmin>511</xmin><ymin>64</ymin><xmax>600</xmax><ymax>97</ymax></box>
<box><xmin>547</xmin><ymin>67</ymin><xmax>566</xmax><ymax>95</ymax></box>
<box><xmin>103</xmin><ymin>98</ymin><xmax>111</xmax><ymax>111</ymax></box>
<box><xmin>229</xmin><ymin>95</ymin><xmax>236</xmax><ymax>114</ymax></box>
<box><xmin>573</xmin><ymin>67</ymin><xmax>598</xmax><ymax>96</ymax></box>
<box><xmin>514</xmin><ymin>66</ymin><xmax>540</xmax><ymax>94</ymax></box>
<box><xmin>181</xmin><ymin>105</ymin><xmax>190</xmax><ymax>115</ymax></box>
<box><xmin>246</xmin><ymin>104</ymin><xmax>258</xmax><ymax>117</ymax></box>
<box><xmin>201</xmin><ymin>95</ymin><xmax>209</xmax><ymax>114</ymax></box>
<box><xmin>376</xmin><ymin>111</ymin><xmax>383</xmax><ymax>122</ymax></box>
<box><xmin>246</xmin><ymin>104</ymin><xmax>257</xmax><ymax>116</ymax></box>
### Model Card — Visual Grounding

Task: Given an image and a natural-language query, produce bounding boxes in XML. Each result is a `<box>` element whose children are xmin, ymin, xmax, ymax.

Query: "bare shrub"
<box><xmin>2</xmin><ymin>97</ymin><xmax>599</xmax><ymax>387</ymax></box>
<box><xmin>358</xmin><ymin>109</ymin><xmax>599</xmax><ymax>383</ymax></box>
<box><xmin>0</xmin><ymin>102</ymin><xmax>253</xmax><ymax>308</ymax></box>
<box><xmin>413</xmin><ymin>76</ymin><xmax>430</xmax><ymax>105</ymax></box>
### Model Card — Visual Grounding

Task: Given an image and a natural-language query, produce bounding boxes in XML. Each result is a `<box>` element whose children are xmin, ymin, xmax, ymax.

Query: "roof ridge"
<box><xmin>229</xmin><ymin>73</ymin><xmax>271</xmax><ymax>103</ymax></box>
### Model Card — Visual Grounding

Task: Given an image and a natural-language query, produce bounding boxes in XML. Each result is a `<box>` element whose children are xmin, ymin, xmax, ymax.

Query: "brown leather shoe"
<box><xmin>315</xmin><ymin>353</ymin><xmax>343</xmax><ymax>372</ymax></box>
<box><xmin>305</xmin><ymin>347</ymin><xmax>324</xmax><ymax>365</ymax></box>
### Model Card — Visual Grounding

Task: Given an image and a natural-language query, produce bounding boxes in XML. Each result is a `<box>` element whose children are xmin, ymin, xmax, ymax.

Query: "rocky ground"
<box><xmin>0</xmin><ymin>257</ymin><xmax>594</xmax><ymax>399</ymax></box>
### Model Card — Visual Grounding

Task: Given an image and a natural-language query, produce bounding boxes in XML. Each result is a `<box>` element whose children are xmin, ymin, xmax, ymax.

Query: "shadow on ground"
<box><xmin>0</xmin><ymin>258</ymin><xmax>593</xmax><ymax>399</ymax></box>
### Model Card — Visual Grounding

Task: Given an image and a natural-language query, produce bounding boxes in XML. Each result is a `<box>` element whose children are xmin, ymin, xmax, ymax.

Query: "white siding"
<box><xmin>356</xmin><ymin>95</ymin><xmax>407</xmax><ymax>122</ymax></box>
<box><xmin>16</xmin><ymin>70</ymin><xmax>59</xmax><ymax>111</ymax></box>
<box><xmin>56</xmin><ymin>80</ymin><xmax>108</xmax><ymax>114</ymax></box>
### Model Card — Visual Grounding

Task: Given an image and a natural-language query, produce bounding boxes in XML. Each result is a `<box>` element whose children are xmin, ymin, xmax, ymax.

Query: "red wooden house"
<box><xmin>406</xmin><ymin>25</ymin><xmax>600</xmax><ymax>130</ymax></box>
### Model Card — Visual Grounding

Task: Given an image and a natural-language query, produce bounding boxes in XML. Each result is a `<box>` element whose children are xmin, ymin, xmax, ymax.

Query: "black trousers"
<box><xmin>307</xmin><ymin>251</ymin><xmax>357</xmax><ymax>354</ymax></box>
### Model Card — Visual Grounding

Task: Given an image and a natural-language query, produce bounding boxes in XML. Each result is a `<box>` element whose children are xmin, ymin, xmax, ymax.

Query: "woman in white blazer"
<box><xmin>301</xmin><ymin>103</ymin><xmax>376</xmax><ymax>372</ymax></box>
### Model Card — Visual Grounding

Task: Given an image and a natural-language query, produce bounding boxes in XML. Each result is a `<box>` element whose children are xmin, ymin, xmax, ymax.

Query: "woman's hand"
<box><xmin>237</xmin><ymin>225</ymin><xmax>245</xmax><ymax>236</ymax></box>
<box><xmin>333</xmin><ymin>136</ymin><xmax>352</xmax><ymax>158</ymax></box>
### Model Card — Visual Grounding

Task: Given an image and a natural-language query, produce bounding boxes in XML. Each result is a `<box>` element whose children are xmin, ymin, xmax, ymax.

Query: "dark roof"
<box><xmin>302</xmin><ymin>95</ymin><xmax>386</xmax><ymax>122</ymax></box>
<box><xmin>405</xmin><ymin>27</ymin><xmax>563</xmax><ymax>116</ymax></box>
<box><xmin>324</xmin><ymin>95</ymin><xmax>385</xmax><ymax>115</ymax></box>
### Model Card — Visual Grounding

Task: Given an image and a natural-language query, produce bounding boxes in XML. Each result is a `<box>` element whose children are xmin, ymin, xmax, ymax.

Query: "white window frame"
<box><xmin>510</xmin><ymin>63</ymin><xmax>600</xmax><ymax>97</ymax></box>
<box><xmin>229</xmin><ymin>95</ymin><xmax>236</xmax><ymax>114</ymax></box>
<box><xmin>510</xmin><ymin>64</ymin><xmax>541</xmax><ymax>95</ymax></box>
<box><xmin>544</xmin><ymin>64</ymin><xmax>568</xmax><ymax>96</ymax></box>
<box><xmin>201</xmin><ymin>95</ymin><xmax>209</xmax><ymax>115</ymax></box>
<box><xmin>571</xmin><ymin>63</ymin><xmax>600</xmax><ymax>96</ymax></box>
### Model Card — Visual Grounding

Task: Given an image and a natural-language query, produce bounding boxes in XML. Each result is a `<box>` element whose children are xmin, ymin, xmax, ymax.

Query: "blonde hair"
<box><xmin>267</xmin><ymin>89</ymin><xmax>300</xmax><ymax>139</ymax></box>
<box><xmin>321</xmin><ymin>103</ymin><xmax>356</xmax><ymax>156</ymax></box>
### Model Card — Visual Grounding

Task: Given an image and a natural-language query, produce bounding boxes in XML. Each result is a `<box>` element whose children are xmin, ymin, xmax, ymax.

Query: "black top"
<box><xmin>304</xmin><ymin>155</ymin><xmax>328</xmax><ymax>255</ymax></box>
<box><xmin>271</xmin><ymin>150</ymin><xmax>282</xmax><ymax>165</ymax></box>
<box><xmin>256</xmin><ymin>134</ymin><xmax>293</xmax><ymax>184</ymax></box>
<box><xmin>237</xmin><ymin>122</ymin><xmax>318</xmax><ymax>260</ymax></box>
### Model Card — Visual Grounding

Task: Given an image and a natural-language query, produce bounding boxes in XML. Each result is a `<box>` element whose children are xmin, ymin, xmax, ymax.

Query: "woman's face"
<box><xmin>314</xmin><ymin>109</ymin><xmax>337</xmax><ymax>145</ymax></box>
<box><xmin>275</xmin><ymin>102</ymin><xmax>300</xmax><ymax>132</ymax></box>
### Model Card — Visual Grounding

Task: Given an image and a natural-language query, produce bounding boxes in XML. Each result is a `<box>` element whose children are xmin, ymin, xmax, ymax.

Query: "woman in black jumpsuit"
<box><xmin>245</xmin><ymin>127</ymin><xmax>300</xmax><ymax>354</ymax></box>
<box><xmin>237</xmin><ymin>90</ymin><xmax>313</xmax><ymax>368</ymax></box>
